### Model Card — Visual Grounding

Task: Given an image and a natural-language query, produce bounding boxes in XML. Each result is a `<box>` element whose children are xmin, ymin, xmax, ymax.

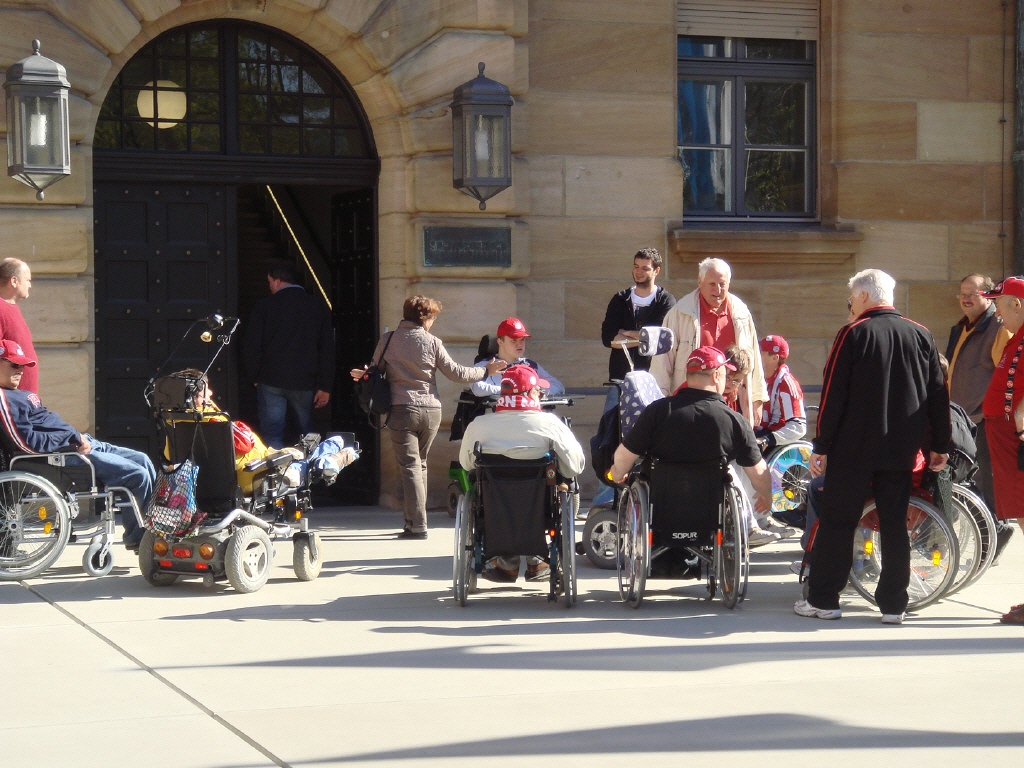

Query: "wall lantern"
<box><xmin>3</xmin><ymin>40</ymin><xmax>72</xmax><ymax>200</ymax></box>
<box><xmin>450</xmin><ymin>62</ymin><xmax>513</xmax><ymax>210</ymax></box>
<box><xmin>137</xmin><ymin>80</ymin><xmax>187</xmax><ymax>129</ymax></box>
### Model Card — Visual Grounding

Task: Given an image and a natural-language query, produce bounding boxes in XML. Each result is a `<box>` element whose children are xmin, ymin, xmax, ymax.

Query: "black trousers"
<box><xmin>807</xmin><ymin>464</ymin><xmax>912</xmax><ymax>614</ymax></box>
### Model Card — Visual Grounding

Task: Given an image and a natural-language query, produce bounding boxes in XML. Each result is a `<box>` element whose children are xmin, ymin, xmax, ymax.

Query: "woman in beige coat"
<box><xmin>351</xmin><ymin>295</ymin><xmax>505</xmax><ymax>538</ymax></box>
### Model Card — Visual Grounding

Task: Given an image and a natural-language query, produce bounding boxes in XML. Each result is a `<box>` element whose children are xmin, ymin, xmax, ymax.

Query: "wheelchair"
<box><xmin>617</xmin><ymin>457</ymin><xmax>749</xmax><ymax>609</ymax></box>
<box><xmin>139</xmin><ymin>373</ymin><xmax>356</xmax><ymax>593</ymax></box>
<box><xmin>453</xmin><ymin>443</ymin><xmax>578</xmax><ymax>607</ymax></box>
<box><xmin>798</xmin><ymin>476</ymin><xmax>961</xmax><ymax>611</ymax></box>
<box><xmin>0</xmin><ymin>444</ymin><xmax>143</xmax><ymax>580</ymax></box>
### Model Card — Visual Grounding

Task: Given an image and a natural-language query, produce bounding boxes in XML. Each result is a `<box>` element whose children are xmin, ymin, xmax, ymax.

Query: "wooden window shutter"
<box><xmin>677</xmin><ymin>1</ymin><xmax>819</xmax><ymax>41</ymax></box>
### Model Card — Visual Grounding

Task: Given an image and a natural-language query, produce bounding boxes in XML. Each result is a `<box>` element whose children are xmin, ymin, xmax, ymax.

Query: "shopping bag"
<box><xmin>145</xmin><ymin>459</ymin><xmax>205</xmax><ymax>538</ymax></box>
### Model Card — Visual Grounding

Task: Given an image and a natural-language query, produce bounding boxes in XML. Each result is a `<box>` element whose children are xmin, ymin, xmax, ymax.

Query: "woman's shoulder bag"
<box><xmin>356</xmin><ymin>331</ymin><xmax>395</xmax><ymax>427</ymax></box>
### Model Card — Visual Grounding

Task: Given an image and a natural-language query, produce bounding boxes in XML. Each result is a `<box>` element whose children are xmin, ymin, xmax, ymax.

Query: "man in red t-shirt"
<box><xmin>0</xmin><ymin>258</ymin><xmax>38</xmax><ymax>394</ymax></box>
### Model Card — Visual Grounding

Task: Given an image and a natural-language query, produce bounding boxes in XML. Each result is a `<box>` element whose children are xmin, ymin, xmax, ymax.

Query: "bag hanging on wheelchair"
<box><xmin>145</xmin><ymin>459</ymin><xmax>206</xmax><ymax>539</ymax></box>
<box><xmin>356</xmin><ymin>331</ymin><xmax>394</xmax><ymax>427</ymax></box>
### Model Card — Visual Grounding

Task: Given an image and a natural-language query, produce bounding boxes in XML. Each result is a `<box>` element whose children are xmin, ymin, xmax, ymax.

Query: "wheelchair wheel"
<box><xmin>717</xmin><ymin>484</ymin><xmax>748</xmax><ymax>609</ymax></box>
<box><xmin>138</xmin><ymin>529</ymin><xmax>178</xmax><ymax>587</ymax></box>
<box><xmin>82</xmin><ymin>535</ymin><xmax>115</xmax><ymax>578</ymax></box>
<box><xmin>766</xmin><ymin>441</ymin><xmax>813</xmax><ymax>514</ymax></box>
<box><xmin>849</xmin><ymin>496</ymin><xmax>959</xmax><ymax>611</ymax></box>
<box><xmin>0</xmin><ymin>472</ymin><xmax>72</xmax><ymax>581</ymax></box>
<box><xmin>453</xmin><ymin>492</ymin><xmax>475</xmax><ymax>606</ymax></box>
<box><xmin>951</xmin><ymin>484</ymin><xmax>997</xmax><ymax>591</ymax></box>
<box><xmin>617</xmin><ymin>479</ymin><xmax>649</xmax><ymax>609</ymax></box>
<box><xmin>559</xmin><ymin>490</ymin><xmax>577</xmax><ymax>607</ymax></box>
<box><xmin>225</xmin><ymin>525</ymin><xmax>274</xmax><ymax>594</ymax></box>
<box><xmin>293</xmin><ymin>532</ymin><xmax>323</xmax><ymax>581</ymax></box>
<box><xmin>582</xmin><ymin>506</ymin><xmax>618</xmax><ymax>570</ymax></box>
<box><xmin>944</xmin><ymin>495</ymin><xmax>983</xmax><ymax>597</ymax></box>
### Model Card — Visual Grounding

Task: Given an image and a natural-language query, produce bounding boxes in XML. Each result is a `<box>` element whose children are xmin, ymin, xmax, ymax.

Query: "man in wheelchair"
<box><xmin>459</xmin><ymin>364</ymin><xmax>585</xmax><ymax>583</ymax></box>
<box><xmin>609</xmin><ymin>345</ymin><xmax>772</xmax><ymax>575</ymax></box>
<box><xmin>0</xmin><ymin>339</ymin><xmax>155</xmax><ymax>550</ymax></box>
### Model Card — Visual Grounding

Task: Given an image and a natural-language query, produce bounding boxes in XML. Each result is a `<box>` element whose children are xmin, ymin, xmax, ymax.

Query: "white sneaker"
<box><xmin>748</xmin><ymin>527</ymin><xmax>782</xmax><ymax>548</ymax></box>
<box><xmin>794</xmin><ymin>599</ymin><xmax>841</xmax><ymax>620</ymax></box>
<box><xmin>881</xmin><ymin>613</ymin><xmax>905</xmax><ymax>625</ymax></box>
<box><xmin>763</xmin><ymin>519</ymin><xmax>799</xmax><ymax>539</ymax></box>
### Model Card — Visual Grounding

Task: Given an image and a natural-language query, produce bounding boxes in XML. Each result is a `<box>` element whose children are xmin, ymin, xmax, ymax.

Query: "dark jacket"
<box><xmin>601</xmin><ymin>286</ymin><xmax>676</xmax><ymax>380</ymax></box>
<box><xmin>813</xmin><ymin>307</ymin><xmax>951</xmax><ymax>470</ymax></box>
<box><xmin>945</xmin><ymin>303</ymin><xmax>1004</xmax><ymax>423</ymax></box>
<box><xmin>0</xmin><ymin>388</ymin><xmax>79</xmax><ymax>454</ymax></box>
<box><xmin>242</xmin><ymin>285</ymin><xmax>335</xmax><ymax>392</ymax></box>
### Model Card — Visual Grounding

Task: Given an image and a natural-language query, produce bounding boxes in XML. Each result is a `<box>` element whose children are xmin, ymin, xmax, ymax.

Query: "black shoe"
<box><xmin>397</xmin><ymin>529</ymin><xmax>427</xmax><ymax>540</ymax></box>
<box><xmin>993</xmin><ymin>524</ymin><xmax>1015</xmax><ymax>566</ymax></box>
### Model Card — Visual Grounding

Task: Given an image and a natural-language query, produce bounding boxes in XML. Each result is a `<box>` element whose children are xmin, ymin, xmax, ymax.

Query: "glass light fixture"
<box><xmin>136</xmin><ymin>80</ymin><xmax>187</xmax><ymax>128</ymax></box>
<box><xmin>451</xmin><ymin>63</ymin><xmax>513</xmax><ymax>210</ymax></box>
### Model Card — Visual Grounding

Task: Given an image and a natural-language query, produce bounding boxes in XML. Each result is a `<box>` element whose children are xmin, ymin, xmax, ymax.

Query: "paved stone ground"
<box><xmin>2</xmin><ymin>507</ymin><xmax>1023</xmax><ymax>768</ymax></box>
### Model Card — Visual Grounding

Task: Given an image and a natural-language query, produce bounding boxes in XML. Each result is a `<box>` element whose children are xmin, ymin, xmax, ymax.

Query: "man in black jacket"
<box><xmin>243</xmin><ymin>262</ymin><xmax>335</xmax><ymax>448</ymax></box>
<box><xmin>796</xmin><ymin>269</ymin><xmax>950</xmax><ymax>624</ymax></box>
<box><xmin>593</xmin><ymin>248</ymin><xmax>675</xmax><ymax>507</ymax></box>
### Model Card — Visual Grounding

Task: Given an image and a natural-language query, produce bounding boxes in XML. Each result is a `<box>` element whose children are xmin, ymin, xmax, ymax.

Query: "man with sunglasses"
<box><xmin>0</xmin><ymin>339</ymin><xmax>155</xmax><ymax>552</ymax></box>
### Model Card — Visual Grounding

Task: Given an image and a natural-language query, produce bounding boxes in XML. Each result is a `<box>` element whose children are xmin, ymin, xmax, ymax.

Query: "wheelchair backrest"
<box><xmin>161</xmin><ymin>415</ymin><xmax>238</xmax><ymax>514</ymax></box>
<box><xmin>475</xmin><ymin>334</ymin><xmax>498</xmax><ymax>363</ymax></box>
<box><xmin>618</xmin><ymin>370</ymin><xmax>665</xmax><ymax>440</ymax></box>
<box><xmin>149</xmin><ymin>375</ymin><xmax>203</xmax><ymax>412</ymax></box>
<box><xmin>473</xmin><ymin>449</ymin><xmax>554</xmax><ymax>558</ymax></box>
<box><xmin>649</xmin><ymin>457</ymin><xmax>728</xmax><ymax>545</ymax></box>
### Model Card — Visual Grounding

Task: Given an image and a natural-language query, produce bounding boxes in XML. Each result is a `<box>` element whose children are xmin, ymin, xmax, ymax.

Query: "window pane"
<box><xmin>303</xmin><ymin>127</ymin><xmax>331</xmax><ymax>155</ymax></box>
<box><xmin>270</xmin><ymin>94</ymin><xmax>301</xmax><ymax>125</ymax></box>
<box><xmin>189</xmin><ymin>91</ymin><xmax>220</xmax><ymax>121</ymax></box>
<box><xmin>744</xmin><ymin>150</ymin><xmax>806</xmax><ymax>212</ymax></box>
<box><xmin>334</xmin><ymin>129</ymin><xmax>367</xmax><ymax>158</ymax></box>
<box><xmin>94</xmin><ymin>120</ymin><xmax>120</xmax><ymax>149</ymax></box>
<box><xmin>238</xmin><ymin>31</ymin><xmax>267</xmax><ymax>61</ymax></box>
<box><xmin>678</xmin><ymin>79</ymin><xmax>732</xmax><ymax>145</ymax></box>
<box><xmin>157</xmin><ymin>123</ymin><xmax>188</xmax><ymax>151</ymax></box>
<box><xmin>745</xmin><ymin>81</ymin><xmax>805</xmax><ymax>145</ymax></box>
<box><xmin>271</xmin><ymin>126</ymin><xmax>301</xmax><ymax>154</ymax></box>
<box><xmin>240</xmin><ymin>124</ymin><xmax>267</xmax><ymax>153</ymax></box>
<box><xmin>190</xmin><ymin>61</ymin><xmax>219</xmax><ymax>89</ymax></box>
<box><xmin>239</xmin><ymin>94</ymin><xmax>268</xmax><ymax>122</ymax></box>
<box><xmin>121</xmin><ymin>59</ymin><xmax>153</xmax><ymax>88</ymax></box>
<box><xmin>238</xmin><ymin>63</ymin><xmax>267</xmax><ymax>91</ymax></box>
<box><xmin>744</xmin><ymin>40</ymin><xmax>812</xmax><ymax>61</ymax></box>
<box><xmin>156</xmin><ymin>60</ymin><xmax>187</xmax><ymax>84</ymax></box>
<box><xmin>190</xmin><ymin>123</ymin><xmax>220</xmax><ymax>151</ymax></box>
<box><xmin>190</xmin><ymin>29</ymin><xmax>219</xmax><ymax>59</ymax></box>
<box><xmin>303</xmin><ymin>96</ymin><xmax>331</xmax><ymax>124</ymax></box>
<box><xmin>155</xmin><ymin>32</ymin><xmax>186</xmax><ymax>57</ymax></box>
<box><xmin>677</xmin><ymin>36</ymin><xmax>733</xmax><ymax>59</ymax></box>
<box><xmin>681</xmin><ymin>147</ymin><xmax>732</xmax><ymax>212</ymax></box>
<box><xmin>270</xmin><ymin>65</ymin><xmax>301</xmax><ymax>93</ymax></box>
<box><xmin>302</xmin><ymin>68</ymin><xmax>328</xmax><ymax>95</ymax></box>
<box><xmin>123</xmin><ymin>120</ymin><xmax>154</xmax><ymax>150</ymax></box>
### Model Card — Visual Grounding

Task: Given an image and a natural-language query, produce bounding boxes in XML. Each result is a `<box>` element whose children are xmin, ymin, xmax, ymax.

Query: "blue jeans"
<box><xmin>591</xmin><ymin>385</ymin><xmax>619</xmax><ymax>507</ymax></box>
<box><xmin>69</xmin><ymin>435</ymin><xmax>156</xmax><ymax>545</ymax></box>
<box><xmin>256</xmin><ymin>384</ymin><xmax>314</xmax><ymax>448</ymax></box>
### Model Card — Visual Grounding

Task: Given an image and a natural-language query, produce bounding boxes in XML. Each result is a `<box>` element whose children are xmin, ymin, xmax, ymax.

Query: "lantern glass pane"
<box><xmin>467</xmin><ymin>113</ymin><xmax>506</xmax><ymax>179</ymax></box>
<box><xmin>20</xmin><ymin>93</ymin><xmax>61</xmax><ymax>166</ymax></box>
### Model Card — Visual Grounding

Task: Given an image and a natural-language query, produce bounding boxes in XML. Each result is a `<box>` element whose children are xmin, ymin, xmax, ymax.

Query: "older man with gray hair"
<box><xmin>796</xmin><ymin>268</ymin><xmax>950</xmax><ymax>624</ymax></box>
<box><xmin>650</xmin><ymin>257</ymin><xmax>767</xmax><ymax>422</ymax></box>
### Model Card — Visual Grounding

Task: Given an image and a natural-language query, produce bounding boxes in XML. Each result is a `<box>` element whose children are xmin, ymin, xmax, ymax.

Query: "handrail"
<box><xmin>264</xmin><ymin>185</ymin><xmax>332</xmax><ymax>310</ymax></box>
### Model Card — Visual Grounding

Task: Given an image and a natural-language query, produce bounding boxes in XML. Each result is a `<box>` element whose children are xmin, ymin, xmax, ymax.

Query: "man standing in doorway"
<box><xmin>0</xmin><ymin>258</ymin><xmax>39</xmax><ymax>395</ymax></box>
<box><xmin>650</xmin><ymin>257</ymin><xmax>766</xmax><ymax>424</ymax></box>
<box><xmin>243</xmin><ymin>261</ymin><xmax>334</xmax><ymax>448</ymax></box>
<box><xmin>945</xmin><ymin>273</ymin><xmax>1013</xmax><ymax>556</ymax></box>
<box><xmin>796</xmin><ymin>269</ymin><xmax>950</xmax><ymax>624</ymax></box>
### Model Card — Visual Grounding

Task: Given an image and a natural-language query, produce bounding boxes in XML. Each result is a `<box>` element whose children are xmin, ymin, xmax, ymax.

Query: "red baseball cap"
<box><xmin>982</xmin><ymin>276</ymin><xmax>1024</xmax><ymax>300</ymax></box>
<box><xmin>759</xmin><ymin>335</ymin><xmax>790</xmax><ymax>358</ymax></box>
<box><xmin>500</xmin><ymin>364</ymin><xmax>549</xmax><ymax>395</ymax></box>
<box><xmin>497</xmin><ymin>317</ymin><xmax>531</xmax><ymax>339</ymax></box>
<box><xmin>0</xmin><ymin>339</ymin><xmax>37</xmax><ymax>367</ymax></box>
<box><xmin>686</xmin><ymin>345</ymin><xmax>737</xmax><ymax>372</ymax></box>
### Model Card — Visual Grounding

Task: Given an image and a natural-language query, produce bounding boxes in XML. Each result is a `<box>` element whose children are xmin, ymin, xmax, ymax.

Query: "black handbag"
<box><xmin>356</xmin><ymin>331</ymin><xmax>394</xmax><ymax>426</ymax></box>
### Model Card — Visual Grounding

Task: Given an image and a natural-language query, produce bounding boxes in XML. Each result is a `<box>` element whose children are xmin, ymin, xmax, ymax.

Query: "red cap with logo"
<box><xmin>500</xmin><ymin>364</ymin><xmax>549</xmax><ymax>395</ymax></box>
<box><xmin>759</xmin><ymin>335</ymin><xmax>790</xmax><ymax>358</ymax></box>
<box><xmin>982</xmin><ymin>276</ymin><xmax>1024</xmax><ymax>300</ymax></box>
<box><xmin>0</xmin><ymin>339</ymin><xmax>37</xmax><ymax>367</ymax></box>
<box><xmin>496</xmin><ymin>317</ymin><xmax>531</xmax><ymax>339</ymax></box>
<box><xmin>686</xmin><ymin>345</ymin><xmax>737</xmax><ymax>372</ymax></box>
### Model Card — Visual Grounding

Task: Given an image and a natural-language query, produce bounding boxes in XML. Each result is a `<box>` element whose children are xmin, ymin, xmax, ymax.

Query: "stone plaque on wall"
<box><xmin>423</xmin><ymin>226</ymin><xmax>511</xmax><ymax>267</ymax></box>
